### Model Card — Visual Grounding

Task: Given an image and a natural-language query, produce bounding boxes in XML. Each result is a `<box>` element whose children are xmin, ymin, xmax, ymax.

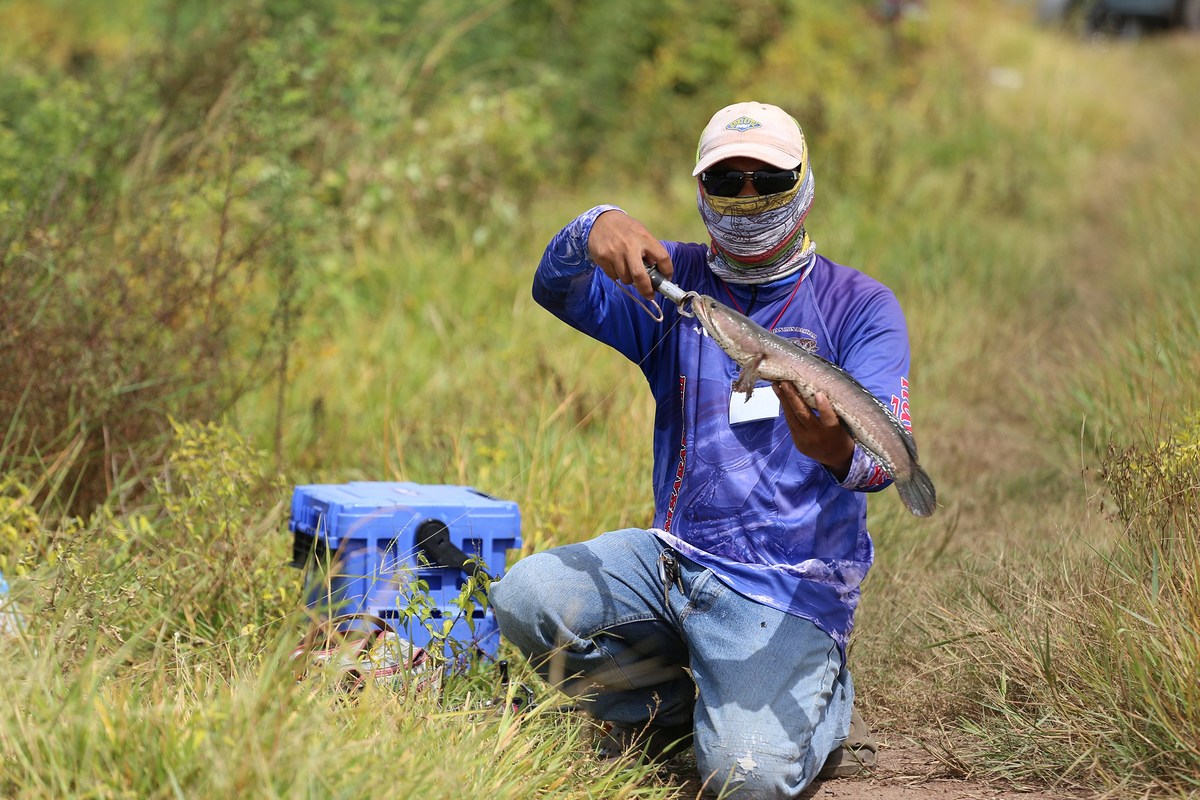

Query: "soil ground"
<box><xmin>665</xmin><ymin>737</ymin><xmax>1094</xmax><ymax>800</ymax></box>
<box><xmin>795</xmin><ymin>741</ymin><xmax>1091</xmax><ymax>800</ymax></box>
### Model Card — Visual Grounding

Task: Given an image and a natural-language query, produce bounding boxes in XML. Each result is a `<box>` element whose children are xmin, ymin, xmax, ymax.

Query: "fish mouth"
<box><xmin>689</xmin><ymin>294</ymin><xmax>715</xmax><ymax>328</ymax></box>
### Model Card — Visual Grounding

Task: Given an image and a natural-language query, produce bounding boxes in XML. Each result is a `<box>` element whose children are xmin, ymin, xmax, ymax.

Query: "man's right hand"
<box><xmin>587</xmin><ymin>210</ymin><xmax>674</xmax><ymax>299</ymax></box>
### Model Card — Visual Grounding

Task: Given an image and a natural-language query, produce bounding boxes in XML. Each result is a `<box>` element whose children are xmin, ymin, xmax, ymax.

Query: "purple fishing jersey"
<box><xmin>533</xmin><ymin>206</ymin><xmax>917</xmax><ymax>652</ymax></box>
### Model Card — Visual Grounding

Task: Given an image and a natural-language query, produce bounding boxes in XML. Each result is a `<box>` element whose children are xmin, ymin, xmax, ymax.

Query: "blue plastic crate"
<box><xmin>288</xmin><ymin>482</ymin><xmax>521</xmax><ymax>659</ymax></box>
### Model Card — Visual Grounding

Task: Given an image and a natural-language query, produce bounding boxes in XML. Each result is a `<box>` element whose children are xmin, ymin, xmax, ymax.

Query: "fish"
<box><xmin>690</xmin><ymin>293</ymin><xmax>937</xmax><ymax>517</ymax></box>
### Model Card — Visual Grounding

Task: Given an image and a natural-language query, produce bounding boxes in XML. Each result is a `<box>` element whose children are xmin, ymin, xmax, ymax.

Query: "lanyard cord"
<box><xmin>719</xmin><ymin>274</ymin><xmax>804</xmax><ymax>332</ymax></box>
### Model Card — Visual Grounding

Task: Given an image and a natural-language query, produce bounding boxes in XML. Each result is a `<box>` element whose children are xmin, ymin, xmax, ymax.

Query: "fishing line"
<box><xmin>108</xmin><ymin>286</ymin><xmax>691</xmax><ymax>687</ymax></box>
<box><xmin>465</xmin><ymin>281</ymin><xmax>693</xmax><ymax>516</ymax></box>
<box><xmin>273</xmin><ymin>277</ymin><xmax>693</xmax><ymax>656</ymax></box>
<box><xmin>380</xmin><ymin>283</ymin><xmax>692</xmax><ymax>546</ymax></box>
<box><xmin>385</xmin><ymin>274</ymin><xmax>696</xmax><ymax>535</ymax></box>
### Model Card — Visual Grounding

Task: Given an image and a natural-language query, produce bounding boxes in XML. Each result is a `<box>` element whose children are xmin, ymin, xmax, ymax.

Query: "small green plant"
<box><xmin>1101</xmin><ymin>412</ymin><xmax>1200</xmax><ymax>573</ymax></box>
<box><xmin>295</xmin><ymin>557</ymin><xmax>496</xmax><ymax>686</ymax></box>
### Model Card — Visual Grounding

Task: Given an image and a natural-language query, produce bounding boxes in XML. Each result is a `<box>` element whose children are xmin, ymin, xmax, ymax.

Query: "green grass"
<box><xmin>3</xmin><ymin>0</ymin><xmax>1200</xmax><ymax>796</ymax></box>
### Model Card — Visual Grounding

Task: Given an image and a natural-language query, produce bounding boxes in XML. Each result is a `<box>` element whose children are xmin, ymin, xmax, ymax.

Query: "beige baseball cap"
<box><xmin>692</xmin><ymin>101</ymin><xmax>807</xmax><ymax>176</ymax></box>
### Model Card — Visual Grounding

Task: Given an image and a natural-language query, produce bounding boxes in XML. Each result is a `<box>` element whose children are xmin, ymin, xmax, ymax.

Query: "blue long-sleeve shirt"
<box><xmin>533</xmin><ymin>206</ymin><xmax>917</xmax><ymax>651</ymax></box>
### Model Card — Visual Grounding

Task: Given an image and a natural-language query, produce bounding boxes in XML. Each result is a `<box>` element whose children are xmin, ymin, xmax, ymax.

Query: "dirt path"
<box><xmin>796</xmin><ymin>741</ymin><xmax>1089</xmax><ymax>800</ymax></box>
<box><xmin>667</xmin><ymin>738</ymin><xmax>1093</xmax><ymax>800</ymax></box>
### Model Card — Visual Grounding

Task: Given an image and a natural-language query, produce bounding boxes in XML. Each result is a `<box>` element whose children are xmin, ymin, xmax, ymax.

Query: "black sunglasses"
<box><xmin>700</xmin><ymin>168</ymin><xmax>800</xmax><ymax>198</ymax></box>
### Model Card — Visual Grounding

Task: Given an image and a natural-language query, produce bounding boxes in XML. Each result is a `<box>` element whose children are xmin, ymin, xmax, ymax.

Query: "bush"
<box><xmin>0</xmin><ymin>0</ymin><xmax>808</xmax><ymax>513</ymax></box>
<box><xmin>930</xmin><ymin>416</ymin><xmax>1200</xmax><ymax>794</ymax></box>
<box><xmin>10</xmin><ymin>420</ymin><xmax>295</xmax><ymax>670</ymax></box>
<box><xmin>0</xmin><ymin>8</ymin><xmax>324</xmax><ymax>512</ymax></box>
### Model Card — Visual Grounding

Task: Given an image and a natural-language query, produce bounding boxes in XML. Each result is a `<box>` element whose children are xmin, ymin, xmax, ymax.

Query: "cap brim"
<box><xmin>692</xmin><ymin>143</ymin><xmax>803</xmax><ymax>176</ymax></box>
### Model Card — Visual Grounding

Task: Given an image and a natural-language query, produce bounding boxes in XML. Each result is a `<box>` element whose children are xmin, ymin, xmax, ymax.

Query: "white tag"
<box><xmin>729</xmin><ymin>383</ymin><xmax>781</xmax><ymax>425</ymax></box>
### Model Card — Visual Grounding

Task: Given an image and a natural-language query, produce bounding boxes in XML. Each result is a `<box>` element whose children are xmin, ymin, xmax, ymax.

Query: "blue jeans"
<box><xmin>490</xmin><ymin>528</ymin><xmax>853</xmax><ymax>798</ymax></box>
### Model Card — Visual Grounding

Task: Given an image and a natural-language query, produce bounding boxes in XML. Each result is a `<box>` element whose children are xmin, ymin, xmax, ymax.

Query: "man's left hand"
<box><xmin>774</xmin><ymin>382</ymin><xmax>855</xmax><ymax>480</ymax></box>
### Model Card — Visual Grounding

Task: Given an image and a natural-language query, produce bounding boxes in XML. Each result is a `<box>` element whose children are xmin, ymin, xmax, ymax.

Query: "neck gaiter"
<box><xmin>697</xmin><ymin>163</ymin><xmax>816</xmax><ymax>285</ymax></box>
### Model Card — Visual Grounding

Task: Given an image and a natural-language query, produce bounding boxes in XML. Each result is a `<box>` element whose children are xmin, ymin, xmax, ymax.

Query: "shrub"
<box><xmin>10</xmin><ymin>420</ymin><xmax>295</xmax><ymax>670</ymax></box>
<box><xmin>930</xmin><ymin>416</ymin><xmax>1200</xmax><ymax>794</ymax></box>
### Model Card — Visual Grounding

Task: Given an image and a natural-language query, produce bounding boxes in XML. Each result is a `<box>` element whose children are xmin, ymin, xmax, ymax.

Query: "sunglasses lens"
<box><xmin>701</xmin><ymin>171</ymin><xmax>746</xmax><ymax>197</ymax></box>
<box><xmin>752</xmin><ymin>170</ymin><xmax>799</xmax><ymax>195</ymax></box>
<box><xmin>702</xmin><ymin>170</ymin><xmax>800</xmax><ymax>197</ymax></box>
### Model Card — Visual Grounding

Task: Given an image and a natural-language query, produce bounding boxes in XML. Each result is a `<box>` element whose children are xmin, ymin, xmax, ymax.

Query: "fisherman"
<box><xmin>491</xmin><ymin>101</ymin><xmax>922</xmax><ymax>797</ymax></box>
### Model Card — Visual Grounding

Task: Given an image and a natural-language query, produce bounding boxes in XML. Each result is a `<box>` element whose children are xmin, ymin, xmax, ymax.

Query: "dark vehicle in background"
<box><xmin>1039</xmin><ymin>0</ymin><xmax>1200</xmax><ymax>36</ymax></box>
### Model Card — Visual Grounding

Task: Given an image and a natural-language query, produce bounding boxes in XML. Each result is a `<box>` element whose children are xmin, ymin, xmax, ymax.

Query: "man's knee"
<box><xmin>695</xmin><ymin>737</ymin><xmax>820</xmax><ymax>798</ymax></box>
<box><xmin>490</xmin><ymin>552</ymin><xmax>592</xmax><ymax>649</ymax></box>
<box><xmin>490</xmin><ymin>553</ymin><xmax>550</xmax><ymax>636</ymax></box>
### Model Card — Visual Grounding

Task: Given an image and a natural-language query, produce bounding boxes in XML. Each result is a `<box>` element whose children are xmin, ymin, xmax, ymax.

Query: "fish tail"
<box><xmin>895</xmin><ymin>464</ymin><xmax>937</xmax><ymax>517</ymax></box>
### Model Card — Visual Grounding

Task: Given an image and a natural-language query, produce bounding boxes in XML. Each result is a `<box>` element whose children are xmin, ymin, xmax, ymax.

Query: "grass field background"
<box><xmin>1</xmin><ymin>0</ymin><xmax>1198</xmax><ymax>796</ymax></box>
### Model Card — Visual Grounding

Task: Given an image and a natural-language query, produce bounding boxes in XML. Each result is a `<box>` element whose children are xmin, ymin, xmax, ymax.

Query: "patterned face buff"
<box><xmin>697</xmin><ymin>159</ymin><xmax>816</xmax><ymax>285</ymax></box>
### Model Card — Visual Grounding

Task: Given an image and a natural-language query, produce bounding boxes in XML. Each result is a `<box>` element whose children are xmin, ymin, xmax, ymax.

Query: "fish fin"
<box><xmin>893</xmin><ymin>415</ymin><xmax>921</xmax><ymax>463</ymax></box>
<box><xmin>895</xmin><ymin>464</ymin><xmax>937</xmax><ymax>517</ymax></box>
<box><xmin>733</xmin><ymin>355</ymin><xmax>764</xmax><ymax>399</ymax></box>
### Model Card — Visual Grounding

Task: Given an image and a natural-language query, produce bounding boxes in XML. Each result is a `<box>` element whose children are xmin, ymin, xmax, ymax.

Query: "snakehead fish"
<box><xmin>690</xmin><ymin>293</ymin><xmax>937</xmax><ymax>517</ymax></box>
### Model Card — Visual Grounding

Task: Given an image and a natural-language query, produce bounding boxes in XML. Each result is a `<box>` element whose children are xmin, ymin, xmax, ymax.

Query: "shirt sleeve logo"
<box><xmin>890</xmin><ymin>377</ymin><xmax>913</xmax><ymax>433</ymax></box>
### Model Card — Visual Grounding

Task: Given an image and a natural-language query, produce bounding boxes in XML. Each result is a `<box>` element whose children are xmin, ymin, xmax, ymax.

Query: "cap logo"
<box><xmin>724</xmin><ymin>116</ymin><xmax>762</xmax><ymax>133</ymax></box>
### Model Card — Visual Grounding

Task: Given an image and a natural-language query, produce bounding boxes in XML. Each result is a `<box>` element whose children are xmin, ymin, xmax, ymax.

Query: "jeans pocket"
<box><xmin>680</xmin><ymin>568</ymin><xmax>726</xmax><ymax>622</ymax></box>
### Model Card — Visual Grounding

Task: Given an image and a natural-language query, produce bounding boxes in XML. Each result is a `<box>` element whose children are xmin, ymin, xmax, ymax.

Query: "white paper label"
<box><xmin>729</xmin><ymin>383</ymin><xmax>781</xmax><ymax>425</ymax></box>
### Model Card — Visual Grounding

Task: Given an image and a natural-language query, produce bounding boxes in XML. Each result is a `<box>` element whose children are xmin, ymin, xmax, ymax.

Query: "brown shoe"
<box><xmin>596</xmin><ymin>720</ymin><xmax>694</xmax><ymax>762</ymax></box>
<box><xmin>818</xmin><ymin>708</ymin><xmax>877</xmax><ymax>779</ymax></box>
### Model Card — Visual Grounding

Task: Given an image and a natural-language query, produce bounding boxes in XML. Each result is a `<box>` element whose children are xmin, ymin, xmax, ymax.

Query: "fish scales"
<box><xmin>691</xmin><ymin>294</ymin><xmax>937</xmax><ymax>517</ymax></box>
<box><xmin>742</xmin><ymin>337</ymin><xmax>912</xmax><ymax>476</ymax></box>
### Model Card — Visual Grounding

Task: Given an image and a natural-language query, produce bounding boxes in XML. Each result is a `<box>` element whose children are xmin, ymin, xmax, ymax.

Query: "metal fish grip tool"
<box><xmin>644</xmin><ymin>263</ymin><xmax>699</xmax><ymax>318</ymax></box>
<box><xmin>614</xmin><ymin>262</ymin><xmax>699</xmax><ymax>320</ymax></box>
